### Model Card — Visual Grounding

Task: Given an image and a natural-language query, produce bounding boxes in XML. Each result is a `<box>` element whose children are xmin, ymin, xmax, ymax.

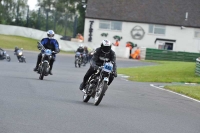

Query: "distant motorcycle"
<box><xmin>36</xmin><ymin>42</ymin><xmax>56</xmax><ymax>80</ymax></box>
<box><xmin>0</xmin><ymin>49</ymin><xmax>11</xmax><ymax>62</ymax></box>
<box><xmin>82</xmin><ymin>61</ymin><xmax>114</xmax><ymax>106</ymax></box>
<box><xmin>14</xmin><ymin>48</ymin><xmax>26</xmax><ymax>63</ymax></box>
<box><xmin>74</xmin><ymin>52</ymin><xmax>87</xmax><ymax>68</ymax></box>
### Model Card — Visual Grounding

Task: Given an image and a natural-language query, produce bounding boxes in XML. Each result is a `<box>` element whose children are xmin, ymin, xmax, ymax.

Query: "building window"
<box><xmin>195</xmin><ymin>31</ymin><xmax>200</xmax><ymax>38</ymax></box>
<box><xmin>99</xmin><ymin>20</ymin><xmax>110</xmax><ymax>30</ymax></box>
<box><xmin>149</xmin><ymin>24</ymin><xmax>166</xmax><ymax>35</ymax></box>
<box><xmin>99</xmin><ymin>20</ymin><xmax>122</xmax><ymax>31</ymax></box>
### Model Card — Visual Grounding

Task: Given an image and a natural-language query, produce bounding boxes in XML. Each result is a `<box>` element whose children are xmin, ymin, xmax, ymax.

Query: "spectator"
<box><xmin>113</xmin><ymin>39</ymin><xmax>119</xmax><ymax>46</ymax></box>
<box><xmin>131</xmin><ymin>47</ymin><xmax>140</xmax><ymax>59</ymax></box>
<box><xmin>126</xmin><ymin>42</ymin><xmax>135</xmax><ymax>58</ymax></box>
<box><xmin>77</xmin><ymin>33</ymin><xmax>84</xmax><ymax>41</ymax></box>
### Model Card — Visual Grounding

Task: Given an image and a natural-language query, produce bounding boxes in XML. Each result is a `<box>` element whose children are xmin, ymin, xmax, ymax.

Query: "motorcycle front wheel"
<box><xmin>94</xmin><ymin>81</ymin><xmax>108</xmax><ymax>106</ymax></box>
<box><xmin>6</xmin><ymin>56</ymin><xmax>11</xmax><ymax>62</ymax></box>
<box><xmin>83</xmin><ymin>93</ymin><xmax>91</xmax><ymax>103</ymax></box>
<box><xmin>39</xmin><ymin>62</ymin><xmax>47</xmax><ymax>80</ymax></box>
<box><xmin>75</xmin><ymin>58</ymin><xmax>78</xmax><ymax>67</ymax></box>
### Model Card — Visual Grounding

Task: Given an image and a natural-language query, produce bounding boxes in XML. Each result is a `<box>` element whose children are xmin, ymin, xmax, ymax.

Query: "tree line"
<box><xmin>0</xmin><ymin>0</ymin><xmax>85</xmax><ymax>37</ymax></box>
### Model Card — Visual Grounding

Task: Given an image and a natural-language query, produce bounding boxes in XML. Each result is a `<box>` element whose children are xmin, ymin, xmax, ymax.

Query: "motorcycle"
<box><xmin>75</xmin><ymin>52</ymin><xmax>82</xmax><ymax>68</ymax></box>
<box><xmin>82</xmin><ymin>61</ymin><xmax>114</xmax><ymax>106</ymax></box>
<box><xmin>75</xmin><ymin>52</ymin><xmax>87</xmax><ymax>68</ymax></box>
<box><xmin>15</xmin><ymin>48</ymin><xmax>26</xmax><ymax>63</ymax></box>
<box><xmin>0</xmin><ymin>50</ymin><xmax>11</xmax><ymax>62</ymax></box>
<box><xmin>37</xmin><ymin>42</ymin><xmax>56</xmax><ymax>80</ymax></box>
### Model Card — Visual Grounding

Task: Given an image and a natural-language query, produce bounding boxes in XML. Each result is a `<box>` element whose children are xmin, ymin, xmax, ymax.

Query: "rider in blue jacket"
<box><xmin>33</xmin><ymin>30</ymin><xmax>60</xmax><ymax>75</ymax></box>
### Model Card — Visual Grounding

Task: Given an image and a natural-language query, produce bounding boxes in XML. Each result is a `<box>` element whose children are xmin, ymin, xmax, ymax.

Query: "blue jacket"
<box><xmin>41</xmin><ymin>38</ymin><xmax>60</xmax><ymax>57</ymax></box>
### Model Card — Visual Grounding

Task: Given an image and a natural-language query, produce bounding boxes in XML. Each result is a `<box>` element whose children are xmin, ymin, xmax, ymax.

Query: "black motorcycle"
<box><xmin>75</xmin><ymin>52</ymin><xmax>87</xmax><ymax>68</ymax></box>
<box><xmin>14</xmin><ymin>48</ymin><xmax>26</xmax><ymax>63</ymax></box>
<box><xmin>0</xmin><ymin>49</ymin><xmax>11</xmax><ymax>62</ymax></box>
<box><xmin>82</xmin><ymin>61</ymin><xmax>114</xmax><ymax>106</ymax></box>
<box><xmin>37</xmin><ymin>42</ymin><xmax>56</xmax><ymax>80</ymax></box>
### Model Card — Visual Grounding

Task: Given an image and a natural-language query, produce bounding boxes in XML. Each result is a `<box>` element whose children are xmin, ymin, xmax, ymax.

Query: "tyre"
<box><xmin>75</xmin><ymin>58</ymin><xmax>78</xmax><ymax>67</ymax></box>
<box><xmin>22</xmin><ymin>57</ymin><xmax>26</xmax><ymax>63</ymax></box>
<box><xmin>83</xmin><ymin>93</ymin><xmax>91</xmax><ymax>102</ymax></box>
<box><xmin>94</xmin><ymin>81</ymin><xmax>108</xmax><ymax>106</ymax></box>
<box><xmin>78</xmin><ymin>60</ymin><xmax>81</xmax><ymax>67</ymax></box>
<box><xmin>39</xmin><ymin>62</ymin><xmax>47</xmax><ymax>80</ymax></box>
<box><xmin>6</xmin><ymin>56</ymin><xmax>11</xmax><ymax>62</ymax></box>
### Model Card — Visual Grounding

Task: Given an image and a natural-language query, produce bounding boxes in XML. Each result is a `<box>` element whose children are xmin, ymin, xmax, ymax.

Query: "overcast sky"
<box><xmin>28</xmin><ymin>0</ymin><xmax>38</xmax><ymax>10</ymax></box>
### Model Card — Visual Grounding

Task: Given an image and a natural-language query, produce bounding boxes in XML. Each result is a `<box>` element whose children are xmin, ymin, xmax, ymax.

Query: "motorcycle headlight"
<box><xmin>18</xmin><ymin>52</ymin><xmax>22</xmax><ymax>55</ymax></box>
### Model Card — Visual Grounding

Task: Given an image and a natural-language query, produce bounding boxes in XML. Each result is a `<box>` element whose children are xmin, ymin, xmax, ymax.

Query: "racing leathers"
<box><xmin>14</xmin><ymin>48</ymin><xmax>20</xmax><ymax>60</ymax></box>
<box><xmin>76</xmin><ymin>47</ymin><xmax>84</xmax><ymax>53</ymax></box>
<box><xmin>34</xmin><ymin>38</ymin><xmax>60</xmax><ymax>75</ymax></box>
<box><xmin>79</xmin><ymin>47</ymin><xmax>117</xmax><ymax>90</ymax></box>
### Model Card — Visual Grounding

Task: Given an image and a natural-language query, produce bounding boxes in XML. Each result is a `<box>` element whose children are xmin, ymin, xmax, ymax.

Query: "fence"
<box><xmin>145</xmin><ymin>48</ymin><xmax>200</xmax><ymax>62</ymax></box>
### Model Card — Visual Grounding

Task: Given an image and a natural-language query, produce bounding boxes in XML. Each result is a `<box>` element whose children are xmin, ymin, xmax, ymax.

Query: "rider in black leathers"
<box><xmin>76</xmin><ymin>44</ymin><xmax>84</xmax><ymax>53</ymax></box>
<box><xmin>33</xmin><ymin>30</ymin><xmax>60</xmax><ymax>75</ymax></box>
<box><xmin>79</xmin><ymin>40</ymin><xmax>117</xmax><ymax>90</ymax></box>
<box><xmin>14</xmin><ymin>47</ymin><xmax>20</xmax><ymax>60</ymax></box>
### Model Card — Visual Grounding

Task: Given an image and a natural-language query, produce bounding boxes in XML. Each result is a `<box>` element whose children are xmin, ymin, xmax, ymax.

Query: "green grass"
<box><xmin>0</xmin><ymin>34</ymin><xmax>73</xmax><ymax>54</ymax></box>
<box><xmin>0</xmin><ymin>34</ymin><xmax>38</xmax><ymax>51</ymax></box>
<box><xmin>118</xmin><ymin>60</ymin><xmax>200</xmax><ymax>100</ymax></box>
<box><xmin>118</xmin><ymin>61</ymin><xmax>199</xmax><ymax>83</ymax></box>
<box><xmin>165</xmin><ymin>85</ymin><xmax>200</xmax><ymax>100</ymax></box>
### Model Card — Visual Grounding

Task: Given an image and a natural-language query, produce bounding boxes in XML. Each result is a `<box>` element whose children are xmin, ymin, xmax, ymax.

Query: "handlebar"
<box><xmin>37</xmin><ymin>41</ymin><xmax>57</xmax><ymax>54</ymax></box>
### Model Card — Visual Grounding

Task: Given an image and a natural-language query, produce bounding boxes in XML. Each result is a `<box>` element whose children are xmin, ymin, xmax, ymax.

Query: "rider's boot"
<box><xmin>79</xmin><ymin>82</ymin><xmax>86</xmax><ymax>90</ymax></box>
<box><xmin>34</xmin><ymin>56</ymin><xmax>41</xmax><ymax>72</ymax></box>
<box><xmin>33</xmin><ymin>66</ymin><xmax>38</xmax><ymax>71</ymax></box>
<box><xmin>49</xmin><ymin>70</ymin><xmax>53</xmax><ymax>75</ymax></box>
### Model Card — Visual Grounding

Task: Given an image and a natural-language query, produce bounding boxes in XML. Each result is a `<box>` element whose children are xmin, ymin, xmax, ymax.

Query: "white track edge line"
<box><xmin>150</xmin><ymin>84</ymin><xmax>200</xmax><ymax>103</ymax></box>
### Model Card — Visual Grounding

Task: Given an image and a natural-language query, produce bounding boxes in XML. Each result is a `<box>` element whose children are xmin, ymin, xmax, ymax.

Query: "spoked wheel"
<box><xmin>94</xmin><ymin>81</ymin><xmax>108</xmax><ymax>106</ymax></box>
<box><xmin>83</xmin><ymin>93</ymin><xmax>91</xmax><ymax>102</ymax></box>
<box><xmin>78</xmin><ymin>60</ymin><xmax>81</xmax><ymax>68</ymax></box>
<box><xmin>75</xmin><ymin>58</ymin><xmax>79</xmax><ymax>68</ymax></box>
<box><xmin>39</xmin><ymin>63</ymin><xmax>47</xmax><ymax>80</ymax></box>
<box><xmin>39</xmin><ymin>68</ymin><xmax>44</xmax><ymax>80</ymax></box>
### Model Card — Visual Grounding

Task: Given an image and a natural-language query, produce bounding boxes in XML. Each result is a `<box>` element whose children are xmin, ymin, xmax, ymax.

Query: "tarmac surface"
<box><xmin>0</xmin><ymin>50</ymin><xmax>200</xmax><ymax>133</ymax></box>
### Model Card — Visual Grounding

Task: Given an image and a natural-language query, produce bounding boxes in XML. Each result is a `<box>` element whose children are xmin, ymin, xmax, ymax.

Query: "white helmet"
<box><xmin>101</xmin><ymin>40</ymin><xmax>111</xmax><ymax>53</ymax></box>
<box><xmin>47</xmin><ymin>30</ymin><xmax>55</xmax><ymax>39</ymax></box>
<box><xmin>79</xmin><ymin>44</ymin><xmax>83</xmax><ymax>48</ymax></box>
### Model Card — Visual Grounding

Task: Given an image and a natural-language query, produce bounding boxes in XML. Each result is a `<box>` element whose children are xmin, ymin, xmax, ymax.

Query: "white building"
<box><xmin>83</xmin><ymin>0</ymin><xmax>200</xmax><ymax>56</ymax></box>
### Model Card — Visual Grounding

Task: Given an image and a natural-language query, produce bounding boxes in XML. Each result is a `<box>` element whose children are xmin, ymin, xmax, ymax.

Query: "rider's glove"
<box><xmin>55</xmin><ymin>48</ymin><xmax>60</xmax><ymax>53</ymax></box>
<box><xmin>37</xmin><ymin>44</ymin><xmax>42</xmax><ymax>50</ymax></box>
<box><xmin>113</xmin><ymin>71</ymin><xmax>117</xmax><ymax>77</ymax></box>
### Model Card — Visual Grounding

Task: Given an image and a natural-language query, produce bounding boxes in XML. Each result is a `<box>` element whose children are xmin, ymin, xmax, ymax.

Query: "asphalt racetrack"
<box><xmin>0</xmin><ymin>50</ymin><xmax>200</xmax><ymax>133</ymax></box>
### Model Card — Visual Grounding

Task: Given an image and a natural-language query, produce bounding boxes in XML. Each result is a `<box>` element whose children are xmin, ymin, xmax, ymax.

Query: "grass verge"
<box><xmin>118</xmin><ymin>61</ymin><xmax>198</xmax><ymax>83</ymax></box>
<box><xmin>165</xmin><ymin>85</ymin><xmax>200</xmax><ymax>100</ymax></box>
<box><xmin>118</xmin><ymin>60</ymin><xmax>200</xmax><ymax>101</ymax></box>
<box><xmin>0</xmin><ymin>34</ymin><xmax>73</xmax><ymax>54</ymax></box>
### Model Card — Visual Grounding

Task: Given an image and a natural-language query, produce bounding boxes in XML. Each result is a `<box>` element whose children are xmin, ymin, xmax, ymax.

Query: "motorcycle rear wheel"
<box><xmin>94</xmin><ymin>81</ymin><xmax>108</xmax><ymax>106</ymax></box>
